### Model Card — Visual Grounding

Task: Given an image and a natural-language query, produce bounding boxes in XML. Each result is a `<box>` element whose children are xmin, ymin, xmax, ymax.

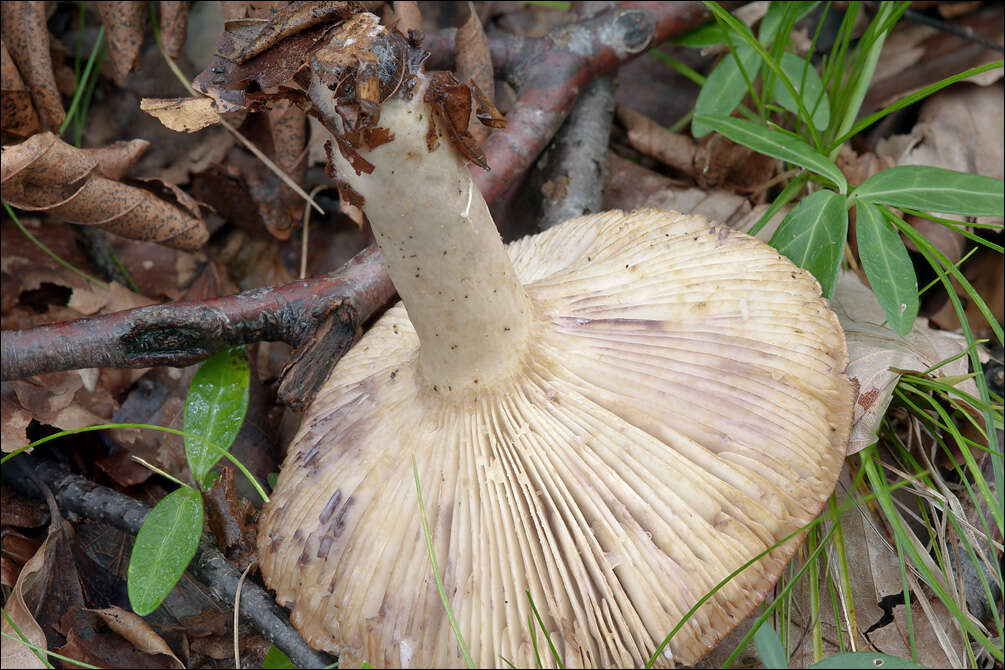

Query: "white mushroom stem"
<box><xmin>317</xmin><ymin>76</ymin><xmax>533</xmax><ymax>392</ymax></box>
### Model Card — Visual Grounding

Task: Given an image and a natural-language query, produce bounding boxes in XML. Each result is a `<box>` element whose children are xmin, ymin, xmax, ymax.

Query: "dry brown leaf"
<box><xmin>0</xmin><ymin>530</ymin><xmax>49</xmax><ymax>669</ymax></box>
<box><xmin>1</xmin><ymin>382</ymin><xmax>32</xmax><ymax>452</ymax></box>
<box><xmin>141</xmin><ymin>96</ymin><xmax>222</xmax><ymax>133</ymax></box>
<box><xmin>218</xmin><ymin>1</ymin><xmax>359</xmax><ymax>63</ymax></box>
<box><xmin>1</xmin><ymin>132</ymin><xmax>209</xmax><ymax>251</ymax></box>
<box><xmin>158</xmin><ymin>1</ymin><xmax>191</xmax><ymax>59</ymax></box>
<box><xmin>0</xmin><ymin>2</ymin><xmax>64</xmax><ymax>130</ymax></box>
<box><xmin>96</xmin><ymin>1</ymin><xmax>147</xmax><ymax>85</ymax></box>
<box><xmin>832</xmin><ymin>271</ymin><xmax>979</xmax><ymax>454</ymax></box>
<box><xmin>267</xmin><ymin>99</ymin><xmax>308</xmax><ymax>239</ymax></box>
<box><xmin>1</xmin><ymin>38</ymin><xmax>39</xmax><ymax>138</ymax></box>
<box><xmin>928</xmin><ymin>249</ymin><xmax>1005</xmax><ymax>334</ymax></box>
<box><xmin>390</xmin><ymin>1</ymin><xmax>422</xmax><ymax>35</ymax></box>
<box><xmin>456</xmin><ymin>2</ymin><xmax>493</xmax><ymax>144</ymax></box>
<box><xmin>88</xmin><ymin>607</ymin><xmax>184</xmax><ymax>669</ymax></box>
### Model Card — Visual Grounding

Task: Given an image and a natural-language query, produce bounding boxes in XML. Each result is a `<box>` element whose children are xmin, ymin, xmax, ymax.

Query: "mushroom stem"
<box><xmin>320</xmin><ymin>76</ymin><xmax>533</xmax><ymax>392</ymax></box>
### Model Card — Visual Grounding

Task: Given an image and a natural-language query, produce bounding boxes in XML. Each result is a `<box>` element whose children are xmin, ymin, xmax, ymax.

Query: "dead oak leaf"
<box><xmin>832</xmin><ymin>271</ymin><xmax>979</xmax><ymax>454</ymax></box>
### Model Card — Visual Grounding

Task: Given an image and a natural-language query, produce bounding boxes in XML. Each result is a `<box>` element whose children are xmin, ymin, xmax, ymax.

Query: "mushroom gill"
<box><xmin>259</xmin><ymin>208</ymin><xmax>852</xmax><ymax>667</ymax></box>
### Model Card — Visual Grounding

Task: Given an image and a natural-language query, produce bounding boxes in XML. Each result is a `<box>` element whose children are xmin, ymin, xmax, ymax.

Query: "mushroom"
<box><xmin>258</xmin><ymin>16</ymin><xmax>853</xmax><ymax>669</ymax></box>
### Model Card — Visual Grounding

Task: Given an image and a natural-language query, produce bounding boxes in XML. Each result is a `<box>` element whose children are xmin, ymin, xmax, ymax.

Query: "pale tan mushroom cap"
<box><xmin>258</xmin><ymin>209</ymin><xmax>853</xmax><ymax>668</ymax></box>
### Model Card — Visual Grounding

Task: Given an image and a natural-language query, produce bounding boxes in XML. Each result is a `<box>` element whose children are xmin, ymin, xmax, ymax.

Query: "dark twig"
<box><xmin>536</xmin><ymin>74</ymin><xmax>616</xmax><ymax>230</ymax></box>
<box><xmin>1</xmin><ymin>245</ymin><xmax>395</xmax><ymax>386</ymax></box>
<box><xmin>1</xmin><ymin>455</ymin><xmax>336</xmax><ymax>670</ymax></box>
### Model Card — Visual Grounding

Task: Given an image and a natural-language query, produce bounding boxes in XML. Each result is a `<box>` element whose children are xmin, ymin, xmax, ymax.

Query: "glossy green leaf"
<box><xmin>753</xmin><ymin>624</ymin><xmax>788</xmax><ymax>669</ymax></box>
<box><xmin>127</xmin><ymin>487</ymin><xmax>203</xmax><ymax>616</ymax></box>
<box><xmin>854</xmin><ymin>166</ymin><xmax>1004</xmax><ymax>216</ymax></box>
<box><xmin>810</xmin><ymin>651</ymin><xmax>928</xmax><ymax>669</ymax></box>
<box><xmin>695</xmin><ymin>115</ymin><xmax>847</xmax><ymax>193</ymax></box>
<box><xmin>773</xmin><ymin>53</ymin><xmax>830</xmax><ymax>130</ymax></box>
<box><xmin>183</xmin><ymin>346</ymin><xmax>250</xmax><ymax>489</ymax></box>
<box><xmin>263</xmin><ymin>645</ymin><xmax>297</xmax><ymax>669</ymax></box>
<box><xmin>856</xmin><ymin>201</ymin><xmax>918</xmax><ymax>335</ymax></box>
<box><xmin>769</xmin><ymin>190</ymin><xmax>848</xmax><ymax>298</ymax></box>
<box><xmin>692</xmin><ymin>46</ymin><xmax>760</xmax><ymax>137</ymax></box>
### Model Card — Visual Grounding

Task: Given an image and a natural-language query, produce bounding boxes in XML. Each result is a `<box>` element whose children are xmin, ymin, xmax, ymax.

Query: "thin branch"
<box><xmin>1</xmin><ymin>455</ymin><xmax>335</xmax><ymax>670</ymax></box>
<box><xmin>2</xmin><ymin>246</ymin><xmax>393</xmax><ymax>384</ymax></box>
<box><xmin>472</xmin><ymin>2</ymin><xmax>713</xmax><ymax>209</ymax></box>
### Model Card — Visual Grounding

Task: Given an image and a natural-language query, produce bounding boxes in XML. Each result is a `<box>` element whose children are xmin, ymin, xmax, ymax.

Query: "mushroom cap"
<box><xmin>259</xmin><ymin>209</ymin><xmax>853</xmax><ymax>668</ymax></box>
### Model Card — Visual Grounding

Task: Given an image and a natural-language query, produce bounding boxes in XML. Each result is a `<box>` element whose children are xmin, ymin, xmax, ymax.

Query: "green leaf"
<box><xmin>810</xmin><ymin>651</ymin><xmax>928</xmax><ymax>669</ymax></box>
<box><xmin>774</xmin><ymin>53</ymin><xmax>830</xmax><ymax>130</ymax></box>
<box><xmin>692</xmin><ymin>46</ymin><xmax>760</xmax><ymax>137</ymax></box>
<box><xmin>753</xmin><ymin>624</ymin><xmax>788</xmax><ymax>669</ymax></box>
<box><xmin>769</xmin><ymin>190</ymin><xmax>848</xmax><ymax>298</ymax></box>
<box><xmin>183</xmin><ymin>346</ymin><xmax>250</xmax><ymax>489</ymax></box>
<box><xmin>127</xmin><ymin>487</ymin><xmax>203</xmax><ymax>616</ymax></box>
<box><xmin>695</xmin><ymin>115</ymin><xmax>847</xmax><ymax>193</ymax></box>
<box><xmin>856</xmin><ymin>201</ymin><xmax>918</xmax><ymax>336</ymax></box>
<box><xmin>263</xmin><ymin>645</ymin><xmax>297</xmax><ymax>669</ymax></box>
<box><xmin>854</xmin><ymin>166</ymin><xmax>1004</xmax><ymax>217</ymax></box>
<box><xmin>671</xmin><ymin>23</ymin><xmax>725</xmax><ymax>48</ymax></box>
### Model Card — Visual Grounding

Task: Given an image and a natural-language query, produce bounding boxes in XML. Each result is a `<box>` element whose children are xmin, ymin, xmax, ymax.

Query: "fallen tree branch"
<box><xmin>1</xmin><ymin>246</ymin><xmax>394</xmax><ymax>393</ymax></box>
<box><xmin>472</xmin><ymin>2</ymin><xmax>712</xmax><ymax>207</ymax></box>
<box><xmin>1</xmin><ymin>455</ymin><xmax>336</xmax><ymax>670</ymax></box>
<box><xmin>536</xmin><ymin>74</ymin><xmax>616</xmax><ymax>230</ymax></box>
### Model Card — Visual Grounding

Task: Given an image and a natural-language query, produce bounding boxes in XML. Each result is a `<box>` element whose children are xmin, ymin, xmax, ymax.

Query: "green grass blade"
<box><xmin>3</xmin><ymin>201</ymin><xmax>109</xmax><ymax>289</ymax></box>
<box><xmin>768</xmin><ymin>190</ymin><xmax>848</xmax><ymax>298</ymax></box>
<box><xmin>854</xmin><ymin>166</ymin><xmax>1004</xmax><ymax>217</ymax></box>
<box><xmin>412</xmin><ymin>459</ymin><xmax>475</xmax><ymax>668</ymax></box>
<box><xmin>1</xmin><ymin>423</ymin><xmax>202</xmax><ymax>465</ymax></box>
<box><xmin>855</xmin><ymin>201</ymin><xmax>918</xmax><ymax>335</ymax></box>
<box><xmin>526</xmin><ymin>590</ymin><xmax>564</xmax><ymax>669</ymax></box>
<box><xmin>694</xmin><ymin>115</ymin><xmax>847</xmax><ymax>192</ymax></box>
<box><xmin>58</xmin><ymin>26</ymin><xmax>105</xmax><ymax>137</ymax></box>
<box><xmin>127</xmin><ymin>487</ymin><xmax>203</xmax><ymax>616</ymax></box>
<box><xmin>831</xmin><ymin>60</ymin><xmax>1004</xmax><ymax>150</ymax></box>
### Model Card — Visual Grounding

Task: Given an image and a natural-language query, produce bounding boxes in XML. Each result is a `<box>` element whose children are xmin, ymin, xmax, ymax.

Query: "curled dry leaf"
<box><xmin>141</xmin><ymin>96</ymin><xmax>223</xmax><ymax>133</ymax></box>
<box><xmin>88</xmin><ymin>607</ymin><xmax>184</xmax><ymax>669</ymax></box>
<box><xmin>1</xmin><ymin>38</ymin><xmax>39</xmax><ymax>138</ymax></box>
<box><xmin>389</xmin><ymin>1</ymin><xmax>422</xmax><ymax>35</ymax></box>
<box><xmin>96</xmin><ymin>1</ymin><xmax>147</xmax><ymax>86</ymax></box>
<box><xmin>267</xmin><ymin>99</ymin><xmax>308</xmax><ymax>239</ymax></box>
<box><xmin>0</xmin><ymin>1</ymin><xmax>64</xmax><ymax>130</ymax></box>
<box><xmin>455</xmin><ymin>2</ymin><xmax>494</xmax><ymax>144</ymax></box>
<box><xmin>217</xmin><ymin>0</ymin><xmax>360</xmax><ymax>63</ymax></box>
<box><xmin>1</xmin><ymin>132</ymin><xmax>209</xmax><ymax>251</ymax></box>
<box><xmin>832</xmin><ymin>271</ymin><xmax>979</xmax><ymax>454</ymax></box>
<box><xmin>158</xmin><ymin>1</ymin><xmax>191</xmax><ymax>59</ymax></box>
<box><xmin>204</xmin><ymin>466</ymin><xmax>258</xmax><ymax>571</ymax></box>
<box><xmin>0</xmin><ymin>530</ymin><xmax>48</xmax><ymax>669</ymax></box>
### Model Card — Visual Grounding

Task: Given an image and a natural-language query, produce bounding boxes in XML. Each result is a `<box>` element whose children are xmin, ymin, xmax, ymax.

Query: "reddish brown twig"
<box><xmin>472</xmin><ymin>2</ymin><xmax>711</xmax><ymax>207</ymax></box>
<box><xmin>1</xmin><ymin>246</ymin><xmax>393</xmax><ymax>400</ymax></box>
